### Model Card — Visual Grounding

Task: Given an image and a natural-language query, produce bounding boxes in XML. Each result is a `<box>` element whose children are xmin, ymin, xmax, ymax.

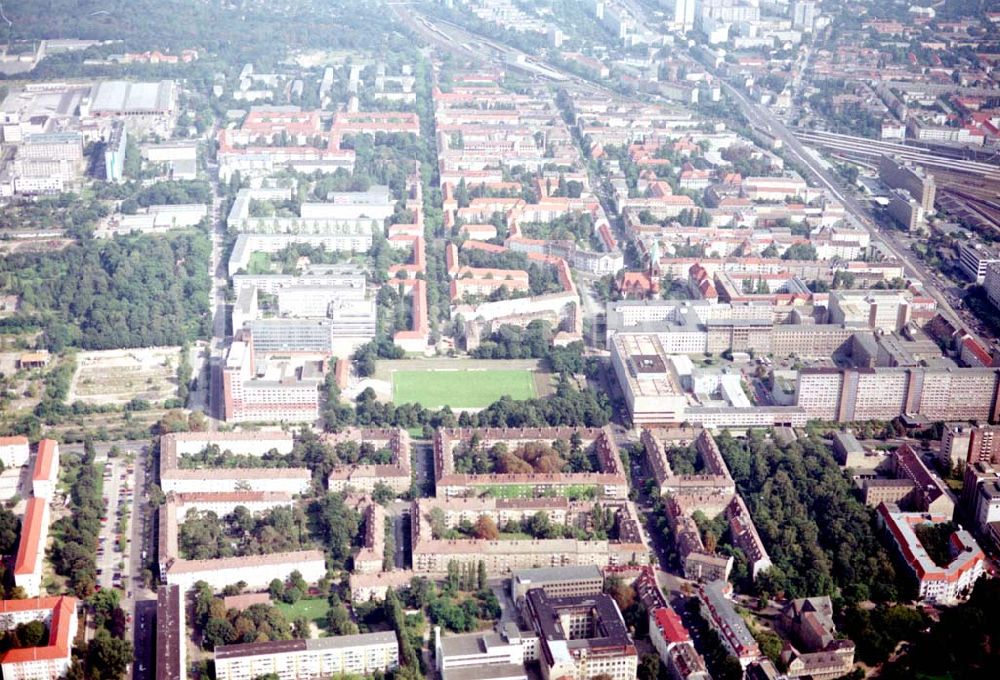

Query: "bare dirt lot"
<box><xmin>68</xmin><ymin>347</ymin><xmax>182</xmax><ymax>406</ymax></box>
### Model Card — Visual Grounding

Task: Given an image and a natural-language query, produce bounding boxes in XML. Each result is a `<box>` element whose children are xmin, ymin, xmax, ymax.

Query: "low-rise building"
<box><xmin>435</xmin><ymin>624</ymin><xmax>535</xmax><ymax>680</ymax></box>
<box><xmin>214</xmin><ymin>632</ymin><xmax>399</xmax><ymax>680</ymax></box>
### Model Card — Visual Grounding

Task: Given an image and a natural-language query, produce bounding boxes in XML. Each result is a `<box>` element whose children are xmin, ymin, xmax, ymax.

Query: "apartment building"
<box><xmin>13</xmin><ymin>497</ymin><xmax>50</xmax><ymax>596</ymax></box>
<box><xmin>697</xmin><ymin>580</ymin><xmax>760</xmax><ymax>668</ymax></box>
<box><xmin>410</xmin><ymin>497</ymin><xmax>648</xmax><ymax>575</ymax></box>
<box><xmin>214</xmin><ymin>632</ymin><xmax>399</xmax><ymax>680</ymax></box>
<box><xmin>727</xmin><ymin>495</ymin><xmax>772</xmax><ymax>580</ymax></box>
<box><xmin>796</xmin><ymin>367</ymin><xmax>1000</xmax><ymax>424</ymax></box>
<box><xmin>324</xmin><ymin>428</ymin><xmax>413</xmax><ymax>494</ymax></box>
<box><xmin>433</xmin><ymin>427</ymin><xmax>628</xmax><ymax>500</ymax></box>
<box><xmin>156</xmin><ymin>584</ymin><xmax>186</xmax><ymax>680</ymax></box>
<box><xmin>877</xmin><ymin>502</ymin><xmax>984</xmax><ymax>604</ymax></box>
<box><xmin>158</xmin><ymin>431</ymin><xmax>307</xmax><ymax>495</ymax></box>
<box><xmin>778</xmin><ymin>597</ymin><xmax>855</xmax><ymax>680</ymax></box>
<box><xmin>985</xmin><ymin>261</ymin><xmax>1000</xmax><ymax>311</ymax></box>
<box><xmin>31</xmin><ymin>438</ymin><xmax>59</xmax><ymax>498</ymax></box>
<box><xmin>942</xmin><ymin>424</ymin><xmax>1000</xmax><ymax>467</ymax></box>
<box><xmin>0</xmin><ymin>435</ymin><xmax>29</xmax><ymax>468</ymax></box>
<box><xmin>0</xmin><ymin>596</ymin><xmax>78</xmax><ymax>680</ymax></box>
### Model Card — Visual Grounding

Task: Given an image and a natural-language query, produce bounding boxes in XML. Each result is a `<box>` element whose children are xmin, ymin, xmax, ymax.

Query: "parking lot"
<box><xmin>96</xmin><ymin>457</ymin><xmax>135</xmax><ymax>603</ymax></box>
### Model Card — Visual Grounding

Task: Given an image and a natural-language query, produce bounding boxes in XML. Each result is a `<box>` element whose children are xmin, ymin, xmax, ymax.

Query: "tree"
<box><xmin>0</xmin><ymin>507</ymin><xmax>20</xmax><ymax>555</ymax></box>
<box><xmin>14</xmin><ymin>620</ymin><xmax>46</xmax><ymax>648</ymax></box>
<box><xmin>86</xmin><ymin>630</ymin><xmax>134</xmax><ymax>679</ymax></box>
<box><xmin>268</xmin><ymin>579</ymin><xmax>284</xmax><ymax>601</ymax></box>
<box><xmin>477</xmin><ymin>561</ymin><xmax>488</xmax><ymax>591</ymax></box>
<box><xmin>605</xmin><ymin>577</ymin><xmax>636</xmax><ymax>613</ymax></box>
<box><xmin>472</xmin><ymin>515</ymin><xmax>499</xmax><ymax>540</ymax></box>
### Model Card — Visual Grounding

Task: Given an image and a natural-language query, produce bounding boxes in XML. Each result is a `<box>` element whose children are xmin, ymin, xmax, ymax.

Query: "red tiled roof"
<box><xmin>652</xmin><ymin>606</ymin><xmax>691</xmax><ymax>644</ymax></box>
<box><xmin>33</xmin><ymin>438</ymin><xmax>57</xmax><ymax>482</ymax></box>
<box><xmin>0</xmin><ymin>596</ymin><xmax>76</xmax><ymax>663</ymax></box>
<box><xmin>14</xmin><ymin>497</ymin><xmax>47</xmax><ymax>576</ymax></box>
<box><xmin>0</xmin><ymin>435</ymin><xmax>29</xmax><ymax>447</ymax></box>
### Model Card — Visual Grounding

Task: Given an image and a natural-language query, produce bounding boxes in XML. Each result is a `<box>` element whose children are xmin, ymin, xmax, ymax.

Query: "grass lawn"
<box><xmin>247</xmin><ymin>251</ymin><xmax>272</xmax><ymax>274</ymax></box>
<box><xmin>275</xmin><ymin>597</ymin><xmax>330</xmax><ymax>630</ymax></box>
<box><xmin>392</xmin><ymin>368</ymin><xmax>536</xmax><ymax>408</ymax></box>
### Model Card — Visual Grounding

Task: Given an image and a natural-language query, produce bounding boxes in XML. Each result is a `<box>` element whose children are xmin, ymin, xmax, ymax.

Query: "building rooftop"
<box><xmin>215</xmin><ymin>630</ymin><xmax>397</xmax><ymax>660</ymax></box>
<box><xmin>511</xmin><ymin>565</ymin><xmax>603</xmax><ymax>587</ymax></box>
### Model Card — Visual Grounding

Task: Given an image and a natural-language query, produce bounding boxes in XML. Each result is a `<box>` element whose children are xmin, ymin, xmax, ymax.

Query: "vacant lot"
<box><xmin>393</xmin><ymin>368</ymin><xmax>536</xmax><ymax>408</ymax></box>
<box><xmin>68</xmin><ymin>347</ymin><xmax>180</xmax><ymax>406</ymax></box>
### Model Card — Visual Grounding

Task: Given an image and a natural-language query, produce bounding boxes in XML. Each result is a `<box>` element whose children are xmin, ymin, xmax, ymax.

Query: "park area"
<box><xmin>379</xmin><ymin>358</ymin><xmax>553</xmax><ymax>409</ymax></box>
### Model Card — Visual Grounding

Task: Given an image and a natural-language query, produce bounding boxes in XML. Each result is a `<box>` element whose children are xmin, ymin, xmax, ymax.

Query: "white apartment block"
<box><xmin>214</xmin><ymin>632</ymin><xmax>399</xmax><ymax>680</ymax></box>
<box><xmin>0</xmin><ymin>435</ymin><xmax>29</xmax><ymax>468</ymax></box>
<box><xmin>13</xmin><ymin>497</ymin><xmax>50</xmax><ymax>597</ymax></box>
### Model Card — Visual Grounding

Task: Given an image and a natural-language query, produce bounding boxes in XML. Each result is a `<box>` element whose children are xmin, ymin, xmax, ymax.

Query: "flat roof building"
<box><xmin>524</xmin><ymin>589</ymin><xmax>638</xmax><ymax>680</ymax></box>
<box><xmin>156</xmin><ymin>584</ymin><xmax>186</xmax><ymax>680</ymax></box>
<box><xmin>214</xmin><ymin>631</ymin><xmax>399</xmax><ymax>680</ymax></box>
<box><xmin>510</xmin><ymin>565</ymin><xmax>604</xmax><ymax>602</ymax></box>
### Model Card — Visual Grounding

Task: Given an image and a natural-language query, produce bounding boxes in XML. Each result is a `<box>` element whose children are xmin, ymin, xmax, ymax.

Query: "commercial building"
<box><xmin>886</xmin><ymin>189</ymin><xmax>924</xmax><ymax>231</ymax></box>
<box><xmin>0</xmin><ymin>435</ymin><xmax>29</xmax><ymax>468</ymax></box>
<box><xmin>525</xmin><ymin>589</ymin><xmax>638</xmax><ymax>680</ymax></box>
<box><xmin>610</xmin><ymin>334</ymin><xmax>687</xmax><ymax>426</ymax></box>
<box><xmin>88</xmin><ymin>80</ymin><xmax>177</xmax><ymax>121</ymax></box>
<box><xmin>222</xmin><ymin>337</ymin><xmax>324</xmax><ymax>424</ymax></box>
<box><xmin>877</xmin><ymin>502</ymin><xmax>984</xmax><ymax>604</ymax></box>
<box><xmin>510</xmin><ymin>565</ymin><xmax>604</xmax><ymax>602</ymax></box>
<box><xmin>878</xmin><ymin>155</ymin><xmax>936</xmax><ymax>214</ymax></box>
<box><xmin>958</xmin><ymin>242</ymin><xmax>1000</xmax><ymax>283</ymax></box>
<box><xmin>214</xmin><ymin>631</ymin><xmax>399</xmax><ymax>680</ymax></box>
<box><xmin>435</xmin><ymin>624</ymin><xmax>535</xmax><ymax>680</ymax></box>
<box><xmin>156</xmin><ymin>584</ymin><xmax>186</xmax><ymax>680</ymax></box>
<box><xmin>0</xmin><ymin>596</ymin><xmax>78</xmax><ymax>680</ymax></box>
<box><xmin>13</xmin><ymin>497</ymin><xmax>50</xmax><ymax>597</ymax></box>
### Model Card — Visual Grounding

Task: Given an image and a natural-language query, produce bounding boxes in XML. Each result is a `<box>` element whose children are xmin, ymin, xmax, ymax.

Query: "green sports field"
<box><xmin>392</xmin><ymin>368</ymin><xmax>537</xmax><ymax>408</ymax></box>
